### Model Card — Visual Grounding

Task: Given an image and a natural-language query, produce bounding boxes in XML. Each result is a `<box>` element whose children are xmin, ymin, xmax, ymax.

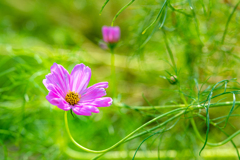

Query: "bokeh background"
<box><xmin>1</xmin><ymin>0</ymin><xmax>240</xmax><ymax>159</ymax></box>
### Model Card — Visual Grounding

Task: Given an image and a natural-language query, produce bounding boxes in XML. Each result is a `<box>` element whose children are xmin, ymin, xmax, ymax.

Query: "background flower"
<box><xmin>102</xmin><ymin>26</ymin><xmax>120</xmax><ymax>43</ymax></box>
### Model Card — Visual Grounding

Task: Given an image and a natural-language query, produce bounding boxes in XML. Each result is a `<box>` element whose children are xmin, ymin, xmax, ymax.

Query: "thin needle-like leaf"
<box><xmin>222</xmin><ymin>93</ymin><xmax>236</xmax><ymax>128</ymax></box>
<box><xmin>200</xmin><ymin>79</ymin><xmax>231</xmax><ymax>155</ymax></box>
<box><xmin>111</xmin><ymin>0</ymin><xmax>135</xmax><ymax>26</ymax></box>
<box><xmin>99</xmin><ymin>0</ymin><xmax>110</xmax><ymax>15</ymax></box>
<box><xmin>188</xmin><ymin>0</ymin><xmax>202</xmax><ymax>44</ymax></box>
<box><xmin>142</xmin><ymin>0</ymin><xmax>167</xmax><ymax>34</ymax></box>
<box><xmin>221</xmin><ymin>1</ymin><xmax>240</xmax><ymax>44</ymax></box>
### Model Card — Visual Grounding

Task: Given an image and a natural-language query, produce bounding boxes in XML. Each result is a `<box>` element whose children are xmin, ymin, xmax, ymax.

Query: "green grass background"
<box><xmin>1</xmin><ymin>0</ymin><xmax>240</xmax><ymax>159</ymax></box>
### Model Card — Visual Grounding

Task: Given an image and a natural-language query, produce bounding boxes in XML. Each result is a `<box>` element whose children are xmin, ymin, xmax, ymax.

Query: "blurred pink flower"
<box><xmin>43</xmin><ymin>63</ymin><xmax>112</xmax><ymax>116</ymax></box>
<box><xmin>102</xmin><ymin>26</ymin><xmax>120</xmax><ymax>43</ymax></box>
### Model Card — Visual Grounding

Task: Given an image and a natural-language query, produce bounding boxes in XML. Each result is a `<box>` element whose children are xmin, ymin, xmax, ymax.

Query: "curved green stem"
<box><xmin>64</xmin><ymin>108</ymin><xmax>184</xmax><ymax>154</ymax></box>
<box><xmin>92</xmin><ymin>111</ymin><xmax>184</xmax><ymax>159</ymax></box>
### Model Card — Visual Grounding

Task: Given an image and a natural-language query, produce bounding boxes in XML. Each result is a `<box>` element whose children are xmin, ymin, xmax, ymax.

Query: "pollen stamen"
<box><xmin>65</xmin><ymin>91</ymin><xmax>80</xmax><ymax>105</ymax></box>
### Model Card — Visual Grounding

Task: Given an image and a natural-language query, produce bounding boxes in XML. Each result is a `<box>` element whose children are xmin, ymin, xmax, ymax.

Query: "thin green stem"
<box><xmin>180</xmin><ymin>91</ymin><xmax>188</xmax><ymax>107</ymax></box>
<box><xmin>177</xmin><ymin>77</ymin><xmax>188</xmax><ymax>107</ymax></box>
<box><xmin>190</xmin><ymin>118</ymin><xmax>205</xmax><ymax>144</ymax></box>
<box><xmin>92</xmin><ymin>153</ymin><xmax>105</xmax><ymax>160</ymax></box>
<box><xmin>110</xmin><ymin>48</ymin><xmax>116</xmax><ymax>98</ymax></box>
<box><xmin>117</xmin><ymin>101</ymin><xmax>240</xmax><ymax>110</ymax></box>
<box><xmin>64</xmin><ymin>108</ymin><xmax>183</xmax><ymax>154</ymax></box>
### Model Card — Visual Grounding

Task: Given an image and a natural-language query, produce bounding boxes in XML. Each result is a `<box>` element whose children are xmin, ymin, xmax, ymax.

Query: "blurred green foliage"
<box><xmin>1</xmin><ymin>0</ymin><xmax>240</xmax><ymax>159</ymax></box>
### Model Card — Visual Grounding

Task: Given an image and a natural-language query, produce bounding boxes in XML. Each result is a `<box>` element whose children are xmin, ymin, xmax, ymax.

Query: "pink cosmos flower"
<box><xmin>43</xmin><ymin>63</ymin><xmax>112</xmax><ymax>116</ymax></box>
<box><xmin>102</xmin><ymin>26</ymin><xmax>120</xmax><ymax>43</ymax></box>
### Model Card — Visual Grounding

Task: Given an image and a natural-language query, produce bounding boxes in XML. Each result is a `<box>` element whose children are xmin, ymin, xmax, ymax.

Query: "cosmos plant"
<box><xmin>43</xmin><ymin>63</ymin><xmax>240</xmax><ymax>160</ymax></box>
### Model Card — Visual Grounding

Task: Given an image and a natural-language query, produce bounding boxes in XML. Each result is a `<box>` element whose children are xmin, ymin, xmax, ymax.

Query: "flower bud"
<box><xmin>169</xmin><ymin>75</ymin><xmax>178</xmax><ymax>84</ymax></box>
<box><xmin>102</xmin><ymin>26</ymin><xmax>120</xmax><ymax>43</ymax></box>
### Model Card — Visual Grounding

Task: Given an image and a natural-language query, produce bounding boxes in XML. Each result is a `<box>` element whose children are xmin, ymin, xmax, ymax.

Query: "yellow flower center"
<box><xmin>65</xmin><ymin>91</ymin><xmax>80</xmax><ymax>105</ymax></box>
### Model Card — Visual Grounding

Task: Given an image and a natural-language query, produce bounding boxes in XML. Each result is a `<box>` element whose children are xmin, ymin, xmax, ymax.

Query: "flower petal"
<box><xmin>44</xmin><ymin>63</ymin><xmax>70</xmax><ymax>94</ymax></box>
<box><xmin>93</xmin><ymin>97</ymin><xmax>112</xmax><ymax>107</ymax></box>
<box><xmin>70</xmin><ymin>64</ymin><xmax>91</xmax><ymax>94</ymax></box>
<box><xmin>80</xmin><ymin>82</ymin><xmax>109</xmax><ymax>101</ymax></box>
<box><xmin>44</xmin><ymin>83</ymin><xmax>66</xmax><ymax>98</ymax></box>
<box><xmin>81</xmin><ymin>97</ymin><xmax>112</xmax><ymax>107</ymax></box>
<box><xmin>75</xmin><ymin>104</ymin><xmax>99</xmax><ymax>113</ymax></box>
<box><xmin>84</xmin><ymin>105</ymin><xmax>99</xmax><ymax>113</ymax></box>
<box><xmin>72</xmin><ymin>105</ymin><xmax>93</xmax><ymax>116</ymax></box>
<box><xmin>46</xmin><ymin>90</ymin><xmax>71</xmax><ymax>111</ymax></box>
<box><xmin>108</xmin><ymin>28</ymin><xmax>114</xmax><ymax>42</ymax></box>
<box><xmin>83</xmin><ymin>82</ymin><xmax>109</xmax><ymax>92</ymax></box>
<box><xmin>102</xmin><ymin>26</ymin><xmax>109</xmax><ymax>43</ymax></box>
<box><xmin>113</xmin><ymin>27</ymin><xmax>120</xmax><ymax>42</ymax></box>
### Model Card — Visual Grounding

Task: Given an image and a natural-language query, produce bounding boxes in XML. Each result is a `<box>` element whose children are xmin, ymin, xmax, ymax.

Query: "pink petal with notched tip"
<box><xmin>70</xmin><ymin>64</ymin><xmax>91</xmax><ymax>94</ymax></box>
<box><xmin>44</xmin><ymin>63</ymin><xmax>70</xmax><ymax>94</ymax></box>
<box><xmin>51</xmin><ymin>63</ymin><xmax>70</xmax><ymax>93</ymax></box>
<box><xmin>92</xmin><ymin>97</ymin><xmax>112</xmax><ymax>107</ymax></box>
